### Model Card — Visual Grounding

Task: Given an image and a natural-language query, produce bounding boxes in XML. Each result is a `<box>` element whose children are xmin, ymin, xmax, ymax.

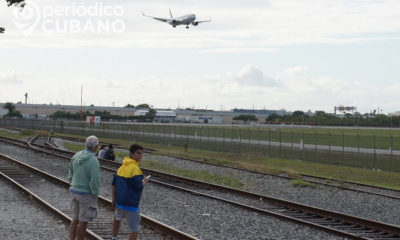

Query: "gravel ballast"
<box><xmin>0</xmin><ymin>177</ymin><xmax>69</xmax><ymax>240</ymax></box>
<box><xmin>0</xmin><ymin>142</ymin><xmax>346</xmax><ymax>240</ymax></box>
<box><xmin>143</xmin><ymin>153</ymin><xmax>400</xmax><ymax>225</ymax></box>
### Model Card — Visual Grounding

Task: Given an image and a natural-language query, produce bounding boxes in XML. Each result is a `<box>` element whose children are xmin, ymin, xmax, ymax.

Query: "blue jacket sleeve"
<box><xmin>131</xmin><ymin>175</ymin><xmax>144</xmax><ymax>191</ymax></box>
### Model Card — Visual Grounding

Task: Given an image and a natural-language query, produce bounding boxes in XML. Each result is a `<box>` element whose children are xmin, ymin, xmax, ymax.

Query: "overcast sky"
<box><xmin>1</xmin><ymin>0</ymin><xmax>400</xmax><ymax>113</ymax></box>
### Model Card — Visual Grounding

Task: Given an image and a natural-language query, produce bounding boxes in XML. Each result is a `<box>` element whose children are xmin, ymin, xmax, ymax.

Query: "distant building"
<box><xmin>233</xmin><ymin>108</ymin><xmax>286</xmax><ymax>116</ymax></box>
<box><xmin>134</xmin><ymin>109</ymin><xmax>177</xmax><ymax>123</ymax></box>
<box><xmin>0</xmin><ymin>103</ymin><xmax>137</xmax><ymax>117</ymax></box>
<box><xmin>176</xmin><ymin>112</ymin><xmax>223</xmax><ymax>124</ymax></box>
<box><xmin>0</xmin><ymin>103</ymin><xmax>285</xmax><ymax>124</ymax></box>
<box><xmin>388</xmin><ymin>111</ymin><xmax>400</xmax><ymax>116</ymax></box>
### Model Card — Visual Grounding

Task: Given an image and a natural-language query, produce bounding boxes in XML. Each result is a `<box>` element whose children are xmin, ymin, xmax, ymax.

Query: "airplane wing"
<box><xmin>195</xmin><ymin>18</ymin><xmax>212</xmax><ymax>24</ymax></box>
<box><xmin>142</xmin><ymin>11</ymin><xmax>171</xmax><ymax>23</ymax></box>
<box><xmin>197</xmin><ymin>20</ymin><xmax>211</xmax><ymax>23</ymax></box>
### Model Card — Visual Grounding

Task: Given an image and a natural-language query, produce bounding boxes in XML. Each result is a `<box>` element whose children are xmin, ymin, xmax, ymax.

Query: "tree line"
<box><xmin>265</xmin><ymin>111</ymin><xmax>400</xmax><ymax>127</ymax></box>
<box><xmin>50</xmin><ymin>110</ymin><xmax>156</xmax><ymax>122</ymax></box>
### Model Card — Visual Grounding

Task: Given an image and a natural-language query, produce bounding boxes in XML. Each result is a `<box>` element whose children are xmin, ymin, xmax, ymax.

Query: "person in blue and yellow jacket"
<box><xmin>111</xmin><ymin>143</ymin><xmax>148</xmax><ymax>240</ymax></box>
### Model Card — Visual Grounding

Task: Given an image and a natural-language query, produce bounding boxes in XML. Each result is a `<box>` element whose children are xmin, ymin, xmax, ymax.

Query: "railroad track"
<box><xmin>0</xmin><ymin>153</ymin><xmax>198</xmax><ymax>240</ymax></box>
<box><xmin>4</xmin><ymin>135</ymin><xmax>400</xmax><ymax>239</ymax></box>
<box><xmin>1</xmin><ymin>128</ymin><xmax>399</xmax><ymax>197</ymax></box>
<box><xmin>49</xmin><ymin>134</ymin><xmax>400</xmax><ymax>201</ymax></box>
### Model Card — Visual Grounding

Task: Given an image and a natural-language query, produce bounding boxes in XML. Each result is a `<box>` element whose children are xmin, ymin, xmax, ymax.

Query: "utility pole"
<box><xmin>24</xmin><ymin>93</ymin><xmax>28</xmax><ymax>104</ymax></box>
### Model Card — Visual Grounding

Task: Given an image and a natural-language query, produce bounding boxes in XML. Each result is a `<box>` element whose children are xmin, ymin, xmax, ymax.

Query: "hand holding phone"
<box><xmin>143</xmin><ymin>175</ymin><xmax>151</xmax><ymax>185</ymax></box>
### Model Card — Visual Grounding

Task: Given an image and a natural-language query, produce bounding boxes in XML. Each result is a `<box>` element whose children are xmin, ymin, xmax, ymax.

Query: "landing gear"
<box><xmin>173</xmin><ymin>25</ymin><xmax>176</xmax><ymax>28</ymax></box>
<box><xmin>186</xmin><ymin>25</ymin><xmax>189</xmax><ymax>29</ymax></box>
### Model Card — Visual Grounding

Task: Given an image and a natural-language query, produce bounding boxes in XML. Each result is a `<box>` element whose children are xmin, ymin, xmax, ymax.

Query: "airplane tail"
<box><xmin>169</xmin><ymin>8</ymin><xmax>173</xmax><ymax>18</ymax></box>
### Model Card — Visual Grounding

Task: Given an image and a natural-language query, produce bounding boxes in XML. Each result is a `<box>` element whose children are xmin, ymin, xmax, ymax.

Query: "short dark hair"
<box><xmin>108</xmin><ymin>144</ymin><xmax>113</xmax><ymax>148</ymax></box>
<box><xmin>130</xmin><ymin>144</ymin><xmax>143</xmax><ymax>153</ymax></box>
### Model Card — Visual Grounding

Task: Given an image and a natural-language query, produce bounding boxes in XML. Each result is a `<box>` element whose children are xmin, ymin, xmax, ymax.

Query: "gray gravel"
<box><xmin>0</xmin><ymin>178</ymin><xmax>69</xmax><ymax>240</ymax></box>
<box><xmin>143</xmin><ymin>153</ymin><xmax>400</xmax><ymax>226</ymax></box>
<box><xmin>0</xmin><ymin>142</ymin><xmax>345</xmax><ymax>240</ymax></box>
<box><xmin>0</xmin><ymin>157</ymin><xmax>166</xmax><ymax>240</ymax></box>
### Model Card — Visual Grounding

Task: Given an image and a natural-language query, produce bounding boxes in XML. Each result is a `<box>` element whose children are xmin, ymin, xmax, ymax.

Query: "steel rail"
<box><xmin>52</xmin><ymin>134</ymin><xmax>400</xmax><ymax>196</ymax></box>
<box><xmin>5</xmin><ymin>136</ymin><xmax>400</xmax><ymax>239</ymax></box>
<box><xmin>0</xmin><ymin>153</ymin><xmax>199</xmax><ymax>240</ymax></box>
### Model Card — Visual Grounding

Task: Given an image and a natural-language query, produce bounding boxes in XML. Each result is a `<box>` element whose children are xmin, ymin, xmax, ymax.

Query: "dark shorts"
<box><xmin>115</xmin><ymin>208</ymin><xmax>141</xmax><ymax>232</ymax></box>
<box><xmin>71</xmin><ymin>193</ymin><xmax>98</xmax><ymax>222</ymax></box>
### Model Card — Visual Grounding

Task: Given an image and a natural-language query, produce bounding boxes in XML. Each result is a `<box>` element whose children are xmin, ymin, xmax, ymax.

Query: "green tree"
<box><xmin>3</xmin><ymin>102</ymin><xmax>16</xmax><ymax>112</ymax></box>
<box><xmin>233</xmin><ymin>114</ymin><xmax>258</xmax><ymax>123</ymax></box>
<box><xmin>145</xmin><ymin>109</ymin><xmax>157</xmax><ymax>121</ymax></box>
<box><xmin>136</xmin><ymin>103</ymin><xmax>150</xmax><ymax>109</ymax></box>
<box><xmin>124</xmin><ymin>104</ymin><xmax>135</xmax><ymax>108</ymax></box>
<box><xmin>266</xmin><ymin>113</ymin><xmax>279</xmax><ymax>122</ymax></box>
<box><xmin>3</xmin><ymin>102</ymin><xmax>22</xmax><ymax>118</ymax></box>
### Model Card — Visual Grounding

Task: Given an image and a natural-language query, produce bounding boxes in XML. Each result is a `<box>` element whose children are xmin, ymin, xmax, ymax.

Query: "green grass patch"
<box><xmin>0</xmin><ymin>128</ymin><xmax>36</xmax><ymax>140</ymax></box>
<box><xmin>142</xmin><ymin>160</ymin><xmax>244</xmax><ymax>189</ymax></box>
<box><xmin>52</xmin><ymin>131</ymin><xmax>400</xmax><ymax>190</ymax></box>
<box><xmin>115</xmin><ymin>151</ymin><xmax>128</xmax><ymax>159</ymax></box>
<box><xmin>291</xmin><ymin>179</ymin><xmax>314</xmax><ymax>188</ymax></box>
<box><xmin>63</xmin><ymin>142</ymin><xmax>85</xmax><ymax>152</ymax></box>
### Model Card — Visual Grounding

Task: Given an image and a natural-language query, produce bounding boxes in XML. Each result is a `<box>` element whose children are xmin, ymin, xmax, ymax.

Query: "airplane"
<box><xmin>142</xmin><ymin>9</ymin><xmax>211</xmax><ymax>29</ymax></box>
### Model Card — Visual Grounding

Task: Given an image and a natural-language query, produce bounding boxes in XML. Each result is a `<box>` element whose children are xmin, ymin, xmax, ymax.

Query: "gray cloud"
<box><xmin>231</xmin><ymin>64</ymin><xmax>277</xmax><ymax>87</ymax></box>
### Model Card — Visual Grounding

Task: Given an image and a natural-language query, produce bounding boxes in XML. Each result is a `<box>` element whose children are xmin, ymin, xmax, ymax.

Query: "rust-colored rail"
<box><xmin>3</xmin><ymin>135</ymin><xmax>400</xmax><ymax>239</ymax></box>
<box><xmin>0</xmin><ymin>153</ymin><xmax>198</xmax><ymax>240</ymax></box>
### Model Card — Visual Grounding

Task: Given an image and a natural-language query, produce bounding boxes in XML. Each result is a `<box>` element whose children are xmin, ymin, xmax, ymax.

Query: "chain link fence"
<box><xmin>2</xmin><ymin>119</ymin><xmax>400</xmax><ymax>172</ymax></box>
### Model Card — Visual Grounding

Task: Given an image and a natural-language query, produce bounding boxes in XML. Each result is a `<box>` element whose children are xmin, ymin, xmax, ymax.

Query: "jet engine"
<box><xmin>192</xmin><ymin>22</ymin><xmax>199</xmax><ymax>26</ymax></box>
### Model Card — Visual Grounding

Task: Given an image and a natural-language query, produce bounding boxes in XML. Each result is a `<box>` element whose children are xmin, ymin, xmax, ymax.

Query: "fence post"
<box><xmin>231</xmin><ymin>126</ymin><xmax>234</xmax><ymax>153</ymax></box>
<box><xmin>193</xmin><ymin>126</ymin><xmax>196</xmax><ymax>147</ymax></box>
<box><xmin>390</xmin><ymin>135</ymin><xmax>393</xmax><ymax>170</ymax></box>
<box><xmin>238</xmin><ymin>127</ymin><xmax>242</xmax><ymax>154</ymax></box>
<box><xmin>302</xmin><ymin>131</ymin><xmax>305</xmax><ymax>161</ymax></box>
<box><xmin>186</xmin><ymin>126</ymin><xmax>189</xmax><ymax>146</ymax></box>
<box><xmin>268</xmin><ymin>129</ymin><xmax>271</xmax><ymax>157</ymax></box>
<box><xmin>279</xmin><ymin>130</ymin><xmax>282</xmax><ymax>157</ymax></box>
<box><xmin>314</xmin><ymin>132</ymin><xmax>317</xmax><ymax>162</ymax></box>
<box><xmin>357</xmin><ymin>133</ymin><xmax>360</xmax><ymax>168</ymax></box>
<box><xmin>341</xmin><ymin>132</ymin><xmax>344</xmax><ymax>164</ymax></box>
<box><xmin>207</xmin><ymin>127</ymin><xmax>210</xmax><ymax>148</ymax></box>
<box><xmin>198</xmin><ymin>125</ymin><xmax>202</xmax><ymax>148</ymax></box>
<box><xmin>328</xmin><ymin>132</ymin><xmax>331</xmax><ymax>163</ymax></box>
<box><xmin>248</xmin><ymin>127</ymin><xmax>251</xmax><ymax>155</ymax></box>
<box><xmin>222</xmin><ymin>127</ymin><xmax>225</xmax><ymax>151</ymax></box>
<box><xmin>373</xmin><ymin>134</ymin><xmax>376</xmax><ymax>170</ymax></box>
<box><xmin>290</xmin><ymin>131</ymin><xmax>293</xmax><ymax>159</ymax></box>
<box><xmin>152</xmin><ymin>125</ymin><xmax>155</xmax><ymax>144</ymax></box>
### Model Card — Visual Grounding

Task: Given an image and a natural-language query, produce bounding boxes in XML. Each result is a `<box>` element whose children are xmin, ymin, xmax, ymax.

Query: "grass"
<box><xmin>291</xmin><ymin>179</ymin><xmax>314</xmax><ymax>188</ymax></box>
<box><xmin>58</xmin><ymin>134</ymin><xmax>244</xmax><ymax>188</ymax></box>
<box><xmin>51</xmin><ymin>132</ymin><xmax>400</xmax><ymax>190</ymax></box>
<box><xmin>115</xmin><ymin>151</ymin><xmax>128</xmax><ymax>159</ymax></box>
<box><xmin>63</xmin><ymin>142</ymin><xmax>85</xmax><ymax>152</ymax></box>
<box><xmin>141</xmin><ymin>160</ymin><xmax>244</xmax><ymax>189</ymax></box>
<box><xmin>0</xmin><ymin>128</ymin><xmax>36</xmax><ymax>140</ymax></box>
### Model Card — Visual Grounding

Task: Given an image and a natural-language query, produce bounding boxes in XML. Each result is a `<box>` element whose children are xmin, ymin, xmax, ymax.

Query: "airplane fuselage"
<box><xmin>143</xmin><ymin>10</ymin><xmax>210</xmax><ymax>28</ymax></box>
<box><xmin>170</xmin><ymin>14</ymin><xmax>196</xmax><ymax>26</ymax></box>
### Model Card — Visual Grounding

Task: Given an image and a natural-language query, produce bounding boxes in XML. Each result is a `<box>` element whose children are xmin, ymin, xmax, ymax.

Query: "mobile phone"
<box><xmin>146</xmin><ymin>175</ymin><xmax>151</xmax><ymax>179</ymax></box>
